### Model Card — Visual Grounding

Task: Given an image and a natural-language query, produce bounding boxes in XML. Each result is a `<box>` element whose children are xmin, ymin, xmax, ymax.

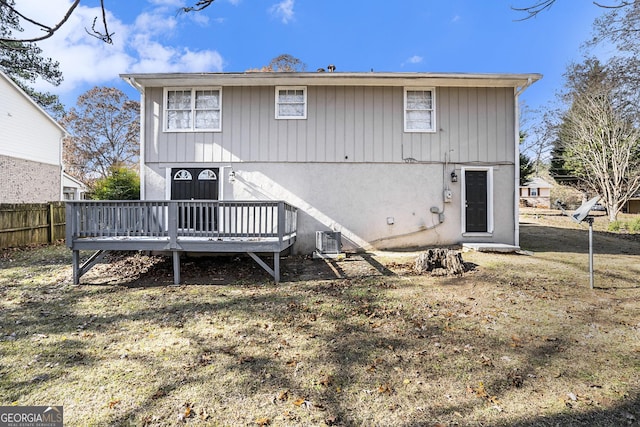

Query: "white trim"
<box><xmin>461</xmin><ymin>167</ymin><xmax>494</xmax><ymax>235</ymax></box>
<box><xmin>275</xmin><ymin>86</ymin><xmax>307</xmax><ymax>120</ymax></box>
<box><xmin>404</xmin><ymin>87</ymin><xmax>436</xmax><ymax>133</ymax></box>
<box><xmin>139</xmin><ymin>88</ymin><xmax>146</xmax><ymax>200</ymax></box>
<box><xmin>163</xmin><ymin>87</ymin><xmax>222</xmax><ymax>132</ymax></box>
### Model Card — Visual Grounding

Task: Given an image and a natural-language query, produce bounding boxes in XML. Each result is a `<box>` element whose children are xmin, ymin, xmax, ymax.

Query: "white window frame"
<box><xmin>164</xmin><ymin>87</ymin><xmax>222</xmax><ymax>132</ymax></box>
<box><xmin>275</xmin><ymin>86</ymin><xmax>307</xmax><ymax>120</ymax></box>
<box><xmin>404</xmin><ymin>87</ymin><xmax>436</xmax><ymax>133</ymax></box>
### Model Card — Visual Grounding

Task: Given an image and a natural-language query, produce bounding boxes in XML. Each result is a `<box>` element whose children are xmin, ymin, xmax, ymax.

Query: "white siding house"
<box><xmin>0</xmin><ymin>71</ymin><xmax>67</xmax><ymax>203</ymax></box>
<box><xmin>122</xmin><ymin>72</ymin><xmax>541</xmax><ymax>254</ymax></box>
<box><xmin>520</xmin><ymin>177</ymin><xmax>553</xmax><ymax>208</ymax></box>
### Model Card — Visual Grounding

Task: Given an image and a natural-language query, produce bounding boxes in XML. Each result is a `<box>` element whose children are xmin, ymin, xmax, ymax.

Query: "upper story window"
<box><xmin>530</xmin><ymin>188</ymin><xmax>538</xmax><ymax>197</ymax></box>
<box><xmin>165</xmin><ymin>87</ymin><xmax>221</xmax><ymax>132</ymax></box>
<box><xmin>404</xmin><ymin>88</ymin><xmax>436</xmax><ymax>132</ymax></box>
<box><xmin>275</xmin><ymin>86</ymin><xmax>307</xmax><ymax>119</ymax></box>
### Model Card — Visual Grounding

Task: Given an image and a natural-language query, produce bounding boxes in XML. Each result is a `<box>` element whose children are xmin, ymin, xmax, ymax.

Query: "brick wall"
<box><xmin>0</xmin><ymin>155</ymin><xmax>61</xmax><ymax>203</ymax></box>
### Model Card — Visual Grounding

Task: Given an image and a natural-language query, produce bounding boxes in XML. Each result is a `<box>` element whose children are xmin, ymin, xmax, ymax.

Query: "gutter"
<box><xmin>513</xmin><ymin>77</ymin><xmax>535</xmax><ymax>247</ymax></box>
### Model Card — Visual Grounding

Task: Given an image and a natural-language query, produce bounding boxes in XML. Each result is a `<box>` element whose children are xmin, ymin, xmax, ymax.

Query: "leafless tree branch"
<box><xmin>512</xmin><ymin>0</ymin><xmax>631</xmax><ymax>20</ymax></box>
<box><xmin>0</xmin><ymin>0</ymin><xmax>80</xmax><ymax>43</ymax></box>
<box><xmin>181</xmin><ymin>0</ymin><xmax>216</xmax><ymax>13</ymax></box>
<box><xmin>85</xmin><ymin>0</ymin><xmax>114</xmax><ymax>44</ymax></box>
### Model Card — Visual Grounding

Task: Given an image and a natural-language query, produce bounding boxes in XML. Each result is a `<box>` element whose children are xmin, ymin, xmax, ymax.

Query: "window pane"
<box><xmin>406</xmin><ymin>110</ymin><xmax>432</xmax><ymax>130</ymax></box>
<box><xmin>195</xmin><ymin>110</ymin><xmax>220</xmax><ymax>129</ymax></box>
<box><xmin>407</xmin><ymin>91</ymin><xmax>432</xmax><ymax>110</ymax></box>
<box><xmin>167</xmin><ymin>110</ymin><xmax>192</xmax><ymax>129</ymax></box>
<box><xmin>278</xmin><ymin>103</ymin><xmax>304</xmax><ymax>117</ymax></box>
<box><xmin>167</xmin><ymin>91</ymin><xmax>191</xmax><ymax>109</ymax></box>
<box><xmin>195</xmin><ymin>90</ymin><xmax>220</xmax><ymax>109</ymax></box>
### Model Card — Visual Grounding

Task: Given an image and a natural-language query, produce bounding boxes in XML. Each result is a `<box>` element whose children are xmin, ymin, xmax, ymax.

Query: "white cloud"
<box><xmin>451</xmin><ymin>15</ymin><xmax>461</xmax><ymax>23</ymax></box>
<box><xmin>270</xmin><ymin>0</ymin><xmax>295</xmax><ymax>24</ymax></box>
<box><xmin>407</xmin><ymin>55</ymin><xmax>423</xmax><ymax>64</ymax></box>
<box><xmin>13</xmin><ymin>0</ymin><xmax>224</xmax><ymax>102</ymax></box>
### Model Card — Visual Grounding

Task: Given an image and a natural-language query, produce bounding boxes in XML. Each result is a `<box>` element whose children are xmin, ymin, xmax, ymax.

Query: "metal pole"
<box><xmin>587</xmin><ymin>217</ymin><xmax>594</xmax><ymax>290</ymax></box>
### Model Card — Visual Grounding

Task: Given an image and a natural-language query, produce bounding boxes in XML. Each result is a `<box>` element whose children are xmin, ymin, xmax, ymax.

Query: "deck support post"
<box><xmin>173</xmin><ymin>251</ymin><xmax>181</xmax><ymax>285</ymax></box>
<box><xmin>73</xmin><ymin>250</ymin><xmax>109</xmax><ymax>285</ymax></box>
<box><xmin>72</xmin><ymin>250</ymin><xmax>80</xmax><ymax>285</ymax></box>
<box><xmin>247</xmin><ymin>252</ymin><xmax>280</xmax><ymax>283</ymax></box>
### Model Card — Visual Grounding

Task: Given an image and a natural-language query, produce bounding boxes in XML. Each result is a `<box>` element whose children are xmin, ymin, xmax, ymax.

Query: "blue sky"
<box><xmin>21</xmin><ymin>0</ymin><xmax>605</xmax><ymax>117</ymax></box>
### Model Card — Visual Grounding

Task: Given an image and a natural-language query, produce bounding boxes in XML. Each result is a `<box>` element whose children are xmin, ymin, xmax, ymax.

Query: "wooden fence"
<box><xmin>0</xmin><ymin>202</ymin><xmax>66</xmax><ymax>249</ymax></box>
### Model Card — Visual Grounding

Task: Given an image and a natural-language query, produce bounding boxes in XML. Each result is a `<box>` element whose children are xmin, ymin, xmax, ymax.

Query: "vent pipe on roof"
<box><xmin>327</xmin><ymin>64</ymin><xmax>336</xmax><ymax>72</ymax></box>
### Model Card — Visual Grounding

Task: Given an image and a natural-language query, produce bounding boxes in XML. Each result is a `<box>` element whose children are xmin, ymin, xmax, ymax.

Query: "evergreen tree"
<box><xmin>0</xmin><ymin>0</ymin><xmax>64</xmax><ymax>117</ymax></box>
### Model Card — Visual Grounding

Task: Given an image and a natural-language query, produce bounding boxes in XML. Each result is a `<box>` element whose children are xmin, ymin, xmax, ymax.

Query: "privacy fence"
<box><xmin>0</xmin><ymin>202</ymin><xmax>66</xmax><ymax>249</ymax></box>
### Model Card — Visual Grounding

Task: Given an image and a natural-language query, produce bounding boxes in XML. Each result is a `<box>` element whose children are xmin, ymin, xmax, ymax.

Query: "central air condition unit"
<box><xmin>315</xmin><ymin>231</ymin><xmax>342</xmax><ymax>254</ymax></box>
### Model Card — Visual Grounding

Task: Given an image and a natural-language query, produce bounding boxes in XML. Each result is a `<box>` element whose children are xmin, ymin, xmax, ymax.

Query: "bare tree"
<box><xmin>512</xmin><ymin>0</ymin><xmax>633</xmax><ymax>20</ymax></box>
<box><xmin>246</xmin><ymin>54</ymin><xmax>307</xmax><ymax>72</ymax></box>
<box><xmin>61</xmin><ymin>87</ymin><xmax>140</xmax><ymax>184</ymax></box>
<box><xmin>0</xmin><ymin>0</ymin><xmax>215</xmax><ymax>45</ymax></box>
<box><xmin>560</xmin><ymin>72</ymin><xmax>640</xmax><ymax>221</ymax></box>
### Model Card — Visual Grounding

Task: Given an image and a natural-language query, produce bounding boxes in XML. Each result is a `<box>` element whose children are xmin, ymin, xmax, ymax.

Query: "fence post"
<box><xmin>48</xmin><ymin>203</ymin><xmax>55</xmax><ymax>243</ymax></box>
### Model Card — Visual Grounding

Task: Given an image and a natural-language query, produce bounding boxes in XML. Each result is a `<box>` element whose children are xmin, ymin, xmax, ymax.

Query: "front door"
<box><xmin>171</xmin><ymin>168</ymin><xmax>219</xmax><ymax>231</ymax></box>
<box><xmin>465</xmin><ymin>170</ymin><xmax>488</xmax><ymax>232</ymax></box>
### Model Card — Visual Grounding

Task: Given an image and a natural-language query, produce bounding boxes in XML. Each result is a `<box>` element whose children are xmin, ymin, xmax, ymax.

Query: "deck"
<box><xmin>66</xmin><ymin>200</ymin><xmax>297</xmax><ymax>284</ymax></box>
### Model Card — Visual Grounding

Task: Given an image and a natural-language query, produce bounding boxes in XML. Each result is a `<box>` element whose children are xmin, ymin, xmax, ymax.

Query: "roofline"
<box><xmin>0</xmin><ymin>70</ymin><xmax>68</xmax><ymax>136</ymax></box>
<box><xmin>121</xmin><ymin>71</ymin><xmax>542</xmax><ymax>91</ymax></box>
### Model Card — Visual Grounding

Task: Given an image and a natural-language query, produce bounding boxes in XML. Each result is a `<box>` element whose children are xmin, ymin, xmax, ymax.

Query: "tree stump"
<box><xmin>414</xmin><ymin>248</ymin><xmax>465</xmax><ymax>276</ymax></box>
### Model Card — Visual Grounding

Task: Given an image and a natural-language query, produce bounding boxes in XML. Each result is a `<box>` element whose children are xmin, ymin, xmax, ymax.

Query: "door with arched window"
<box><xmin>171</xmin><ymin>168</ymin><xmax>219</xmax><ymax>231</ymax></box>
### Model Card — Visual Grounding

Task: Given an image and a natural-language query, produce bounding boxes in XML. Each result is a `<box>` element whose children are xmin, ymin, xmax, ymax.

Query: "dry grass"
<box><xmin>1</xmin><ymin>211</ymin><xmax>639</xmax><ymax>426</ymax></box>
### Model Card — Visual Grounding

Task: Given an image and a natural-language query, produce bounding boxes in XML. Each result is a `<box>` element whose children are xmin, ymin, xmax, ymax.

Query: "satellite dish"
<box><xmin>555</xmin><ymin>195</ymin><xmax>601</xmax><ymax>290</ymax></box>
<box><xmin>571</xmin><ymin>196</ymin><xmax>601</xmax><ymax>224</ymax></box>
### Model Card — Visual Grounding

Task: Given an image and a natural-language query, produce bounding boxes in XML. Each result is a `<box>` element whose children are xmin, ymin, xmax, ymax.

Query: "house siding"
<box><xmin>0</xmin><ymin>155</ymin><xmax>61</xmax><ymax>203</ymax></box>
<box><xmin>0</xmin><ymin>75</ymin><xmax>62</xmax><ymax>166</ymax></box>
<box><xmin>145</xmin><ymin>86</ymin><xmax>515</xmax><ymax>165</ymax></box>
<box><xmin>138</xmin><ymin>79</ymin><xmax>522</xmax><ymax>253</ymax></box>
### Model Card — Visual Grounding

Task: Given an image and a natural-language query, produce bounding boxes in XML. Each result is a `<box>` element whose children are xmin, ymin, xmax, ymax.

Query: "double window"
<box><xmin>164</xmin><ymin>87</ymin><xmax>221</xmax><ymax>132</ymax></box>
<box><xmin>275</xmin><ymin>86</ymin><xmax>307</xmax><ymax>119</ymax></box>
<box><xmin>404</xmin><ymin>88</ymin><xmax>436</xmax><ymax>132</ymax></box>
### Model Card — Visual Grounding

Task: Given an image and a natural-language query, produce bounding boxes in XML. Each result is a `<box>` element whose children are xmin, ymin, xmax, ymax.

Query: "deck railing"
<box><xmin>66</xmin><ymin>200</ymin><xmax>298</xmax><ymax>243</ymax></box>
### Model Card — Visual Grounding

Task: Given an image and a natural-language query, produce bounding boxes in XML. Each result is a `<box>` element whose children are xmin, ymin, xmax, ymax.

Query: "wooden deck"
<box><xmin>66</xmin><ymin>200</ymin><xmax>297</xmax><ymax>284</ymax></box>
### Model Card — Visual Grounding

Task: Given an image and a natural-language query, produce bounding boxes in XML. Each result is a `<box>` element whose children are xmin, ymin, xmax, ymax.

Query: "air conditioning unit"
<box><xmin>315</xmin><ymin>231</ymin><xmax>341</xmax><ymax>254</ymax></box>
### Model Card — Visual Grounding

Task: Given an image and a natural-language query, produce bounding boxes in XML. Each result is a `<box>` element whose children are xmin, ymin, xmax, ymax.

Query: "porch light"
<box><xmin>450</xmin><ymin>171</ymin><xmax>458</xmax><ymax>183</ymax></box>
<box><xmin>229</xmin><ymin>170</ymin><xmax>236</xmax><ymax>183</ymax></box>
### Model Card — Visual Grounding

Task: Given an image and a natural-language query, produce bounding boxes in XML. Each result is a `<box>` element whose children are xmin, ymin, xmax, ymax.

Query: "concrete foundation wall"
<box><xmin>144</xmin><ymin>162</ymin><xmax>516</xmax><ymax>254</ymax></box>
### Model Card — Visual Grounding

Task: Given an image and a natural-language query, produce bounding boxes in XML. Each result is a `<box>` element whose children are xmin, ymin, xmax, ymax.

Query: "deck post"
<box><xmin>72</xmin><ymin>250</ymin><xmax>80</xmax><ymax>285</ymax></box>
<box><xmin>173</xmin><ymin>251</ymin><xmax>181</xmax><ymax>285</ymax></box>
<box><xmin>274</xmin><ymin>252</ymin><xmax>280</xmax><ymax>283</ymax></box>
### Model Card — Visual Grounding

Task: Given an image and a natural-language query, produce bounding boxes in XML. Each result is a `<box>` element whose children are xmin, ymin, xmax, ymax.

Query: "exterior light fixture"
<box><xmin>450</xmin><ymin>171</ymin><xmax>458</xmax><ymax>182</ymax></box>
<box><xmin>229</xmin><ymin>170</ymin><xmax>236</xmax><ymax>183</ymax></box>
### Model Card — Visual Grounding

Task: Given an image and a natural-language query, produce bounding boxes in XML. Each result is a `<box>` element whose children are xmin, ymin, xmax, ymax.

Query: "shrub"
<box><xmin>629</xmin><ymin>217</ymin><xmax>640</xmax><ymax>233</ymax></box>
<box><xmin>92</xmin><ymin>166</ymin><xmax>140</xmax><ymax>200</ymax></box>
<box><xmin>608</xmin><ymin>221</ymin><xmax>624</xmax><ymax>232</ymax></box>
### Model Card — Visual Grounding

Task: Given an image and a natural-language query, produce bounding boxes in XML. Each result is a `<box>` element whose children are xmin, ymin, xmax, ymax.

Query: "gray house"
<box><xmin>121</xmin><ymin>71</ymin><xmax>540</xmax><ymax>253</ymax></box>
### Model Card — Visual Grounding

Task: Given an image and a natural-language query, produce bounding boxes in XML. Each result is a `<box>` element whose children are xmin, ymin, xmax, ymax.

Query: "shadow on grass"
<box><xmin>2</xmin><ymin>241</ymin><xmax>639</xmax><ymax>425</ymax></box>
<box><xmin>520</xmin><ymin>223</ymin><xmax>640</xmax><ymax>255</ymax></box>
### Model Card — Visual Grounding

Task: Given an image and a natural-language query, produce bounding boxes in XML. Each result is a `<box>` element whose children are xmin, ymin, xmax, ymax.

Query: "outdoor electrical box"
<box><xmin>443</xmin><ymin>189</ymin><xmax>453</xmax><ymax>203</ymax></box>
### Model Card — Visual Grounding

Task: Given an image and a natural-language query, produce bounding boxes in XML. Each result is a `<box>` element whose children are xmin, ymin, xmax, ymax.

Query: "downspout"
<box><xmin>513</xmin><ymin>77</ymin><xmax>532</xmax><ymax>247</ymax></box>
<box><xmin>123</xmin><ymin>77</ymin><xmax>146</xmax><ymax>200</ymax></box>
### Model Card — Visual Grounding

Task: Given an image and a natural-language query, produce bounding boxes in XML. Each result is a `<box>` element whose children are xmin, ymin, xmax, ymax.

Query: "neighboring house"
<box><xmin>122</xmin><ymin>71</ymin><xmax>541</xmax><ymax>253</ymax></box>
<box><xmin>0</xmin><ymin>71</ymin><xmax>67</xmax><ymax>203</ymax></box>
<box><xmin>62</xmin><ymin>172</ymin><xmax>87</xmax><ymax>200</ymax></box>
<box><xmin>624</xmin><ymin>196</ymin><xmax>640</xmax><ymax>214</ymax></box>
<box><xmin>520</xmin><ymin>177</ymin><xmax>553</xmax><ymax>208</ymax></box>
